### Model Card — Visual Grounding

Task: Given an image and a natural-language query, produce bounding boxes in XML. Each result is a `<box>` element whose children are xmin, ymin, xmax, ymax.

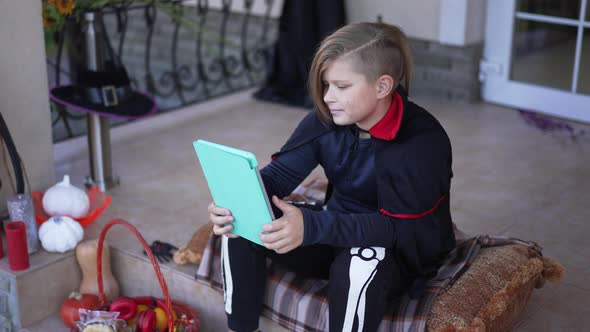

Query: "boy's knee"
<box><xmin>329</xmin><ymin>247</ymin><xmax>388</xmax><ymax>285</ymax></box>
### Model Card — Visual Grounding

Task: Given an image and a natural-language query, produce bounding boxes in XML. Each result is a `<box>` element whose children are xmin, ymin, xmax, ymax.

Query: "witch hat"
<box><xmin>49</xmin><ymin>13</ymin><xmax>157</xmax><ymax>119</ymax></box>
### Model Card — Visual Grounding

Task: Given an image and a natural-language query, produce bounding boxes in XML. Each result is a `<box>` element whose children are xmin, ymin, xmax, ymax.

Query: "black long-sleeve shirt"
<box><xmin>261</xmin><ymin>125</ymin><xmax>398</xmax><ymax>248</ymax></box>
<box><xmin>261</xmin><ymin>89</ymin><xmax>455</xmax><ymax>284</ymax></box>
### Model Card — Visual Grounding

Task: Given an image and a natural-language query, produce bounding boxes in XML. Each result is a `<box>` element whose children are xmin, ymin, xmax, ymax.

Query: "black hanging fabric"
<box><xmin>254</xmin><ymin>0</ymin><xmax>346</xmax><ymax>108</ymax></box>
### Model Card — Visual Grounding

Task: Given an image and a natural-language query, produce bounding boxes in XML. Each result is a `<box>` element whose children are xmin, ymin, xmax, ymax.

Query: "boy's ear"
<box><xmin>376</xmin><ymin>75</ymin><xmax>395</xmax><ymax>99</ymax></box>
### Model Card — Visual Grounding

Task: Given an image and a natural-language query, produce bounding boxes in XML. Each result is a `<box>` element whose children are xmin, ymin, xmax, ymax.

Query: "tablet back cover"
<box><xmin>194</xmin><ymin>140</ymin><xmax>272</xmax><ymax>245</ymax></box>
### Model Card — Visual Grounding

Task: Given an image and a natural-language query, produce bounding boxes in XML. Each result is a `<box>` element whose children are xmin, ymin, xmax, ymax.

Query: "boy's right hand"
<box><xmin>208</xmin><ymin>202</ymin><xmax>239</xmax><ymax>238</ymax></box>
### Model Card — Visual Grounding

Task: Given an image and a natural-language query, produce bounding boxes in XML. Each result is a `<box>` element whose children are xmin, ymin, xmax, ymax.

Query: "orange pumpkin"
<box><xmin>60</xmin><ymin>292</ymin><xmax>101</xmax><ymax>327</ymax></box>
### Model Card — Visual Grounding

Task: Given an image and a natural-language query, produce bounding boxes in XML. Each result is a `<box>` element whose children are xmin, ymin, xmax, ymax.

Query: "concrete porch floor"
<box><xmin>47</xmin><ymin>89</ymin><xmax>590</xmax><ymax>331</ymax></box>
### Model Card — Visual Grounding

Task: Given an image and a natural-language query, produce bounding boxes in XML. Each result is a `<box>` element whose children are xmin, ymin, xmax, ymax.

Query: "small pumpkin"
<box><xmin>42</xmin><ymin>174</ymin><xmax>90</xmax><ymax>218</ymax></box>
<box><xmin>39</xmin><ymin>215</ymin><xmax>84</xmax><ymax>253</ymax></box>
<box><xmin>60</xmin><ymin>291</ymin><xmax>101</xmax><ymax>327</ymax></box>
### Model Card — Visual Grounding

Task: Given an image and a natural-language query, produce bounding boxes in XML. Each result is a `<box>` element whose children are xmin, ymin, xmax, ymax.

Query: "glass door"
<box><xmin>481</xmin><ymin>0</ymin><xmax>590</xmax><ymax>123</ymax></box>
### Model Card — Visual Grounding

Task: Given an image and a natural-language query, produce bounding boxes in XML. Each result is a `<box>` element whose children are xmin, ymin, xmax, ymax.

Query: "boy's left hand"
<box><xmin>260</xmin><ymin>196</ymin><xmax>304</xmax><ymax>254</ymax></box>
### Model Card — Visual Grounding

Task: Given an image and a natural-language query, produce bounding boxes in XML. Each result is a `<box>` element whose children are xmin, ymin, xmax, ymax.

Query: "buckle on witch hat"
<box><xmin>101</xmin><ymin>85</ymin><xmax>118</xmax><ymax>106</ymax></box>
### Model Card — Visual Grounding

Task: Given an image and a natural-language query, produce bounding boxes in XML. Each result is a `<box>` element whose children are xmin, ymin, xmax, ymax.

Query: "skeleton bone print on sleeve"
<box><xmin>342</xmin><ymin>247</ymin><xmax>386</xmax><ymax>332</ymax></box>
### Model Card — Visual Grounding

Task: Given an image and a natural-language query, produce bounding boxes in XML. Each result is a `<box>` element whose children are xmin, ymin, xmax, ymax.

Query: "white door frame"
<box><xmin>481</xmin><ymin>0</ymin><xmax>590</xmax><ymax>123</ymax></box>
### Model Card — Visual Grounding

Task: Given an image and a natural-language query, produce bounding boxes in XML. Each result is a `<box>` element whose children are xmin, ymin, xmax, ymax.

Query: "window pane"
<box><xmin>511</xmin><ymin>20</ymin><xmax>577</xmax><ymax>91</ymax></box>
<box><xmin>517</xmin><ymin>0</ymin><xmax>581</xmax><ymax>19</ymax></box>
<box><xmin>579</xmin><ymin>29</ymin><xmax>590</xmax><ymax>95</ymax></box>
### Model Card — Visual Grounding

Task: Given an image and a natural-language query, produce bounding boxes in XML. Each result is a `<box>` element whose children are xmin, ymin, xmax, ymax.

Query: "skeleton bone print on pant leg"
<box><xmin>342</xmin><ymin>247</ymin><xmax>386</xmax><ymax>332</ymax></box>
<box><xmin>221</xmin><ymin>236</ymin><xmax>234</xmax><ymax>314</ymax></box>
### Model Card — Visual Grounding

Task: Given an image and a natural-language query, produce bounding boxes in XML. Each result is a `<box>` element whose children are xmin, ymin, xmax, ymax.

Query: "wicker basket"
<box><xmin>89</xmin><ymin>218</ymin><xmax>201</xmax><ymax>332</ymax></box>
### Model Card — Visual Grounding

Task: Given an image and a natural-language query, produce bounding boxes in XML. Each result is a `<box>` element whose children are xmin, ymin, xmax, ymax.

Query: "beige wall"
<box><xmin>465</xmin><ymin>0</ymin><xmax>487</xmax><ymax>45</ymax></box>
<box><xmin>185</xmin><ymin>0</ymin><xmax>284</xmax><ymax>18</ymax></box>
<box><xmin>345</xmin><ymin>0</ymin><xmax>441</xmax><ymax>42</ymax></box>
<box><xmin>439</xmin><ymin>0</ymin><xmax>487</xmax><ymax>45</ymax></box>
<box><xmin>346</xmin><ymin>0</ymin><xmax>487</xmax><ymax>45</ymax></box>
<box><xmin>0</xmin><ymin>1</ymin><xmax>55</xmax><ymax>212</ymax></box>
<box><xmin>201</xmin><ymin>0</ymin><xmax>486</xmax><ymax>46</ymax></box>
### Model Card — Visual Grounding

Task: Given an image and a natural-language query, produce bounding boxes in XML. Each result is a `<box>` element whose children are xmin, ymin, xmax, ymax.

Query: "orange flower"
<box><xmin>55</xmin><ymin>0</ymin><xmax>75</xmax><ymax>15</ymax></box>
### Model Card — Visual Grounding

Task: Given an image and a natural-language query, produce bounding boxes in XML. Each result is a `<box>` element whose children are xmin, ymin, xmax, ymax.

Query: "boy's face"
<box><xmin>322</xmin><ymin>59</ymin><xmax>381</xmax><ymax>130</ymax></box>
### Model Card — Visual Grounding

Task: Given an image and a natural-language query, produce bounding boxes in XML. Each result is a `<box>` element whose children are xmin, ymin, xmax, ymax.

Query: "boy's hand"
<box><xmin>260</xmin><ymin>196</ymin><xmax>304</xmax><ymax>254</ymax></box>
<box><xmin>208</xmin><ymin>202</ymin><xmax>239</xmax><ymax>238</ymax></box>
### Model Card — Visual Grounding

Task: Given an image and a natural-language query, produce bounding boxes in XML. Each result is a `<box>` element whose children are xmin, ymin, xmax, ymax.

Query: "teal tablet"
<box><xmin>193</xmin><ymin>140</ymin><xmax>274</xmax><ymax>246</ymax></box>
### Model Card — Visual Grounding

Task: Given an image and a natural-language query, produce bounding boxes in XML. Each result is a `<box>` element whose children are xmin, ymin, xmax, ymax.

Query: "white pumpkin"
<box><xmin>42</xmin><ymin>175</ymin><xmax>90</xmax><ymax>218</ymax></box>
<box><xmin>39</xmin><ymin>216</ymin><xmax>84</xmax><ymax>253</ymax></box>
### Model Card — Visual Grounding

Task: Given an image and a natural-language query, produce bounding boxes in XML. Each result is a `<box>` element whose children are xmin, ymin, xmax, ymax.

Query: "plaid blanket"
<box><xmin>195</xmin><ymin>234</ymin><xmax>541</xmax><ymax>332</ymax></box>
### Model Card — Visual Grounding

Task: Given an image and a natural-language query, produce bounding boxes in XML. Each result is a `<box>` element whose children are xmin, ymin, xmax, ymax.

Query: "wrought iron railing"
<box><xmin>45</xmin><ymin>0</ymin><xmax>279</xmax><ymax>142</ymax></box>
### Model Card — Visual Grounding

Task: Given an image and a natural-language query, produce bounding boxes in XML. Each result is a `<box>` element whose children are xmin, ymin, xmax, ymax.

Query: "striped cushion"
<box><xmin>196</xmin><ymin>234</ymin><xmax>546</xmax><ymax>331</ymax></box>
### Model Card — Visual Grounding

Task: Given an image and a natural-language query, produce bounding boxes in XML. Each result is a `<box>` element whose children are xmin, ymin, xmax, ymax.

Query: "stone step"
<box><xmin>20</xmin><ymin>248</ymin><xmax>287</xmax><ymax>332</ymax></box>
<box><xmin>0</xmin><ymin>245</ymin><xmax>80</xmax><ymax>330</ymax></box>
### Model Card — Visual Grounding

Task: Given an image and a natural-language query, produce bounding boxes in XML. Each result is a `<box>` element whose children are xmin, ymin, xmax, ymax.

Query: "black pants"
<box><xmin>221</xmin><ymin>237</ymin><xmax>404</xmax><ymax>332</ymax></box>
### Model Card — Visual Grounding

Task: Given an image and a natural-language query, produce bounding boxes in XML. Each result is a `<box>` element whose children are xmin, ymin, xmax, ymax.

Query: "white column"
<box><xmin>439</xmin><ymin>0</ymin><xmax>487</xmax><ymax>46</ymax></box>
<box><xmin>0</xmin><ymin>1</ymin><xmax>55</xmax><ymax>207</ymax></box>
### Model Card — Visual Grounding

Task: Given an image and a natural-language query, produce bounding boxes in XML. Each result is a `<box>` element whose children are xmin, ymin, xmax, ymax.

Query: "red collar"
<box><xmin>369</xmin><ymin>92</ymin><xmax>404</xmax><ymax>141</ymax></box>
